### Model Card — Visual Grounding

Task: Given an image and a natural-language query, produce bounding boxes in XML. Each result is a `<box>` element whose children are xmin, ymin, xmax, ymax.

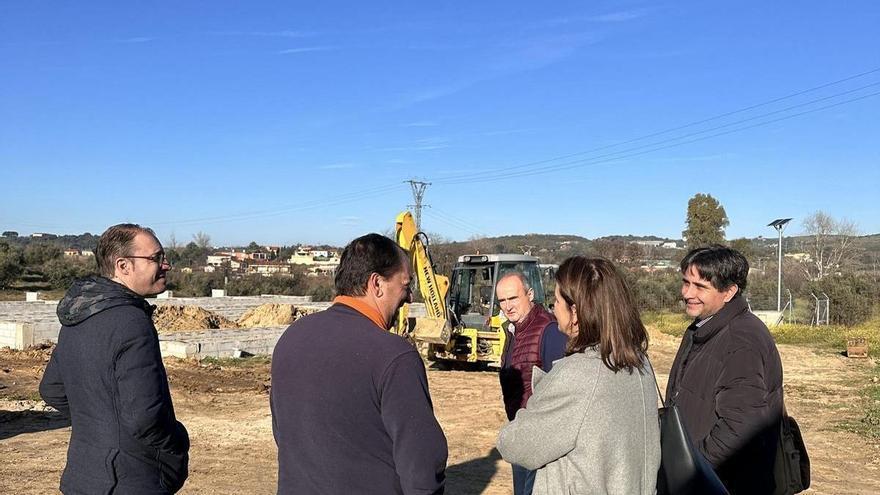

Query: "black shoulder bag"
<box><xmin>773</xmin><ymin>400</ymin><xmax>810</xmax><ymax>495</ymax></box>
<box><xmin>652</xmin><ymin>369</ymin><xmax>729</xmax><ymax>495</ymax></box>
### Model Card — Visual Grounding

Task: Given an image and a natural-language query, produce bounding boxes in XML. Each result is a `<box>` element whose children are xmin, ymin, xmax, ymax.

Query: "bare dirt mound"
<box><xmin>153</xmin><ymin>305</ymin><xmax>239</xmax><ymax>333</ymax></box>
<box><xmin>236</xmin><ymin>303</ymin><xmax>318</xmax><ymax>328</ymax></box>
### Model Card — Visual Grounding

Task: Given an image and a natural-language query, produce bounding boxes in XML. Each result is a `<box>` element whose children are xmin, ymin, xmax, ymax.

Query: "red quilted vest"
<box><xmin>500</xmin><ymin>305</ymin><xmax>555</xmax><ymax>420</ymax></box>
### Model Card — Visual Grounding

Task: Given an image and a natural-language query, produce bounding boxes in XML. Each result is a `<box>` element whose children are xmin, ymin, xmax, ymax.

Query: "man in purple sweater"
<box><xmin>271</xmin><ymin>233</ymin><xmax>448</xmax><ymax>494</ymax></box>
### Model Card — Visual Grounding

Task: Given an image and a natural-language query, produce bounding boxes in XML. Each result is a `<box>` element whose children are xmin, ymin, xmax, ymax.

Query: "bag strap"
<box><xmin>646</xmin><ymin>355</ymin><xmax>666</xmax><ymax>406</ymax></box>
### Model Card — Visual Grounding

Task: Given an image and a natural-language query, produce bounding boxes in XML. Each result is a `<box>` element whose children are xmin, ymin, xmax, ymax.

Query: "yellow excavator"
<box><xmin>394</xmin><ymin>211</ymin><xmax>547</xmax><ymax>368</ymax></box>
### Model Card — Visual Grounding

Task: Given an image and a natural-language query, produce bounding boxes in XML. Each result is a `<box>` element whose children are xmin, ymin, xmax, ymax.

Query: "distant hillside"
<box><xmin>1</xmin><ymin>232</ymin><xmax>100</xmax><ymax>251</ymax></box>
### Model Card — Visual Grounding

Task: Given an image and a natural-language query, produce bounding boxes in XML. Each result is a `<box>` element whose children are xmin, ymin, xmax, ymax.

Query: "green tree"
<box><xmin>43</xmin><ymin>257</ymin><xmax>96</xmax><ymax>289</ymax></box>
<box><xmin>728</xmin><ymin>238</ymin><xmax>756</xmax><ymax>262</ymax></box>
<box><xmin>0</xmin><ymin>241</ymin><xmax>24</xmax><ymax>289</ymax></box>
<box><xmin>808</xmin><ymin>273</ymin><xmax>877</xmax><ymax>326</ymax></box>
<box><xmin>683</xmin><ymin>193</ymin><xmax>729</xmax><ymax>249</ymax></box>
<box><xmin>176</xmin><ymin>242</ymin><xmax>208</xmax><ymax>267</ymax></box>
<box><xmin>24</xmin><ymin>242</ymin><xmax>62</xmax><ymax>266</ymax></box>
<box><xmin>193</xmin><ymin>231</ymin><xmax>212</xmax><ymax>250</ymax></box>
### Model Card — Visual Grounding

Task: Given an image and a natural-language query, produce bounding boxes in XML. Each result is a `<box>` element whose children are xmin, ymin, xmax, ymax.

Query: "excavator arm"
<box><xmin>394</xmin><ymin>211</ymin><xmax>452</xmax><ymax>344</ymax></box>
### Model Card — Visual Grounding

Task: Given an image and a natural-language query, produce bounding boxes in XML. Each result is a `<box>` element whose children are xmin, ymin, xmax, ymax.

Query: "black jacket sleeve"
<box><xmin>114</xmin><ymin>314</ymin><xmax>188</xmax><ymax>455</ymax></box>
<box><xmin>379</xmin><ymin>351</ymin><xmax>448</xmax><ymax>495</ymax></box>
<box><xmin>699</xmin><ymin>346</ymin><xmax>771</xmax><ymax>467</ymax></box>
<box><xmin>39</xmin><ymin>348</ymin><xmax>70</xmax><ymax>416</ymax></box>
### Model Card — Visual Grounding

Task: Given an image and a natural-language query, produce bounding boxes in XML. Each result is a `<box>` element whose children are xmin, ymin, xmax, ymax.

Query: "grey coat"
<box><xmin>497</xmin><ymin>349</ymin><xmax>661</xmax><ymax>495</ymax></box>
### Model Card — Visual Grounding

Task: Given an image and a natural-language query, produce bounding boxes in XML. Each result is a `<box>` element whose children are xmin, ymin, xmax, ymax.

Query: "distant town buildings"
<box><xmin>63</xmin><ymin>249</ymin><xmax>94</xmax><ymax>258</ymax></box>
<box><xmin>632</xmin><ymin>240</ymin><xmax>681</xmax><ymax>249</ymax></box>
<box><xmin>201</xmin><ymin>246</ymin><xmax>340</xmax><ymax>277</ymax></box>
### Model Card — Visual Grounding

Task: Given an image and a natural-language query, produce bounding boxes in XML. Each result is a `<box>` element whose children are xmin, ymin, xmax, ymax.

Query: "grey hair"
<box><xmin>498</xmin><ymin>271</ymin><xmax>531</xmax><ymax>292</ymax></box>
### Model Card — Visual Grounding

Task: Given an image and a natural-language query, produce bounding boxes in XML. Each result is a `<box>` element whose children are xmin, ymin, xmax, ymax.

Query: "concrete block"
<box><xmin>12</xmin><ymin>323</ymin><xmax>34</xmax><ymax>349</ymax></box>
<box><xmin>211</xmin><ymin>289</ymin><xmax>226</xmax><ymax>298</ymax></box>
<box><xmin>33</xmin><ymin>322</ymin><xmax>60</xmax><ymax>343</ymax></box>
<box><xmin>157</xmin><ymin>291</ymin><xmax>173</xmax><ymax>299</ymax></box>
<box><xmin>26</xmin><ymin>292</ymin><xmax>40</xmax><ymax>302</ymax></box>
<box><xmin>159</xmin><ymin>340</ymin><xmax>198</xmax><ymax>359</ymax></box>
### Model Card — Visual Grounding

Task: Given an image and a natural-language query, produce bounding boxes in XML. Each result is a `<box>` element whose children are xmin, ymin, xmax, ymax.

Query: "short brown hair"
<box><xmin>680</xmin><ymin>244</ymin><xmax>749</xmax><ymax>292</ymax></box>
<box><xmin>555</xmin><ymin>256</ymin><xmax>648</xmax><ymax>373</ymax></box>
<box><xmin>334</xmin><ymin>233</ymin><xmax>409</xmax><ymax>297</ymax></box>
<box><xmin>96</xmin><ymin>223</ymin><xmax>157</xmax><ymax>278</ymax></box>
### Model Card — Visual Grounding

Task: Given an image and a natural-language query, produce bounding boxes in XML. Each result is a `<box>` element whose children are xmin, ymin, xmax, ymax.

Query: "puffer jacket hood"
<box><xmin>57</xmin><ymin>275</ymin><xmax>154</xmax><ymax>326</ymax></box>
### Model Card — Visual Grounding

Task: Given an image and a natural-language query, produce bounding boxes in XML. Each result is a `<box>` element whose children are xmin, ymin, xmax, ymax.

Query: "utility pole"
<box><xmin>767</xmin><ymin>218</ymin><xmax>792</xmax><ymax>312</ymax></box>
<box><xmin>406</xmin><ymin>179</ymin><xmax>430</xmax><ymax>231</ymax></box>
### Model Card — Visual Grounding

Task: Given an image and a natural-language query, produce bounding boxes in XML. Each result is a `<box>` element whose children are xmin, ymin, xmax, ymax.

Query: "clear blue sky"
<box><xmin>3</xmin><ymin>1</ymin><xmax>879</xmax><ymax>247</ymax></box>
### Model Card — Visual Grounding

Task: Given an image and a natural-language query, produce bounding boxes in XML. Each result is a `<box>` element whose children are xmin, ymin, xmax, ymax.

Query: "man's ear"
<box><xmin>368</xmin><ymin>272</ymin><xmax>383</xmax><ymax>298</ymax></box>
<box><xmin>722</xmin><ymin>284</ymin><xmax>739</xmax><ymax>303</ymax></box>
<box><xmin>527</xmin><ymin>288</ymin><xmax>534</xmax><ymax>302</ymax></box>
<box><xmin>115</xmin><ymin>257</ymin><xmax>130</xmax><ymax>277</ymax></box>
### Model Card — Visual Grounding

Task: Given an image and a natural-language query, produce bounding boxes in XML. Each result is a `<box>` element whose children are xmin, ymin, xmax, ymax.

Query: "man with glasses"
<box><xmin>40</xmin><ymin>223</ymin><xmax>189</xmax><ymax>494</ymax></box>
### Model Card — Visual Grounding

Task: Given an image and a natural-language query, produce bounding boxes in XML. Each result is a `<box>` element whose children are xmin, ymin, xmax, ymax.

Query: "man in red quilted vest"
<box><xmin>496</xmin><ymin>271</ymin><xmax>568</xmax><ymax>495</ymax></box>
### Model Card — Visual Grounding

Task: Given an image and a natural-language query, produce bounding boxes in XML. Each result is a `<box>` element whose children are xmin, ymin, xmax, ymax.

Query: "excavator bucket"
<box><xmin>407</xmin><ymin>316</ymin><xmax>451</xmax><ymax>345</ymax></box>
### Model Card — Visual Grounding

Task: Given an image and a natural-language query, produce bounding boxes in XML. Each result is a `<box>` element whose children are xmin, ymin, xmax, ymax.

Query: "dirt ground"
<box><xmin>2</xmin><ymin>330</ymin><xmax>879</xmax><ymax>494</ymax></box>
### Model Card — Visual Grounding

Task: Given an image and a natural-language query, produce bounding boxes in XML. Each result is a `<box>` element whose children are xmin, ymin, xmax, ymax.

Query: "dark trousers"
<box><xmin>512</xmin><ymin>463</ymin><xmax>536</xmax><ymax>495</ymax></box>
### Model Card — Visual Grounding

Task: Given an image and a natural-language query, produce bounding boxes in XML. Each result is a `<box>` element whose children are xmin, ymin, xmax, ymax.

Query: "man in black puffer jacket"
<box><xmin>666</xmin><ymin>245</ymin><xmax>783</xmax><ymax>494</ymax></box>
<box><xmin>40</xmin><ymin>224</ymin><xmax>189</xmax><ymax>494</ymax></box>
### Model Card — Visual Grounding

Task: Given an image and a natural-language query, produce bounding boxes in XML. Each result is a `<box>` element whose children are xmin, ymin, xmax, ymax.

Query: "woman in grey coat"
<box><xmin>497</xmin><ymin>257</ymin><xmax>661</xmax><ymax>495</ymax></box>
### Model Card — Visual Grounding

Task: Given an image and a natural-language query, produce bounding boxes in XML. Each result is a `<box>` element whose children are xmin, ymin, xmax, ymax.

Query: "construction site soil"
<box><xmin>2</xmin><ymin>328</ymin><xmax>879</xmax><ymax>494</ymax></box>
<box><xmin>151</xmin><ymin>303</ymin><xmax>316</xmax><ymax>334</ymax></box>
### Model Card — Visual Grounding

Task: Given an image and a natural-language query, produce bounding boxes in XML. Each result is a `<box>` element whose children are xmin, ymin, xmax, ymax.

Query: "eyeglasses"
<box><xmin>126</xmin><ymin>251</ymin><xmax>170</xmax><ymax>266</ymax></box>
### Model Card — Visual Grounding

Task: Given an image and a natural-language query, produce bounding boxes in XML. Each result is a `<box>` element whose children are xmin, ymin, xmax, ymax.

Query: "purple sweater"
<box><xmin>271</xmin><ymin>303</ymin><xmax>448</xmax><ymax>494</ymax></box>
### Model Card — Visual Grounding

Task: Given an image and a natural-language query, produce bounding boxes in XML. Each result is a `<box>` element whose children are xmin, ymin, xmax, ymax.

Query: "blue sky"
<box><xmin>2</xmin><ymin>1</ymin><xmax>879</xmax><ymax>247</ymax></box>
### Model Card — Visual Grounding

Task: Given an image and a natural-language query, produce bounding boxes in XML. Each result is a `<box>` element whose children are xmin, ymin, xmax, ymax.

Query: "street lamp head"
<box><xmin>768</xmin><ymin>218</ymin><xmax>792</xmax><ymax>231</ymax></box>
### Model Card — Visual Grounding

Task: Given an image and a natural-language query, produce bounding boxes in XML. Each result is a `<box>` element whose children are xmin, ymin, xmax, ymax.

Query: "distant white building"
<box><xmin>289</xmin><ymin>248</ymin><xmax>340</xmax><ymax>267</ymax></box>
<box><xmin>785</xmin><ymin>252</ymin><xmax>811</xmax><ymax>262</ymax></box>
<box><xmin>206</xmin><ymin>254</ymin><xmax>231</xmax><ymax>267</ymax></box>
<box><xmin>639</xmin><ymin>260</ymin><xmax>675</xmax><ymax>272</ymax></box>
<box><xmin>634</xmin><ymin>240</ymin><xmax>664</xmax><ymax>247</ymax></box>
<box><xmin>248</xmin><ymin>261</ymin><xmax>291</xmax><ymax>276</ymax></box>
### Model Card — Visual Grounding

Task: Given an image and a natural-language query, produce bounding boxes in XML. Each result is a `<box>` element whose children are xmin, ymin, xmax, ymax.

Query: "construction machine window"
<box><xmin>450</xmin><ymin>265</ymin><xmax>496</xmax><ymax>319</ymax></box>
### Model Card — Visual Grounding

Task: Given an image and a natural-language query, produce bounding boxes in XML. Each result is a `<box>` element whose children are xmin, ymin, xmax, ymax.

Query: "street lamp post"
<box><xmin>768</xmin><ymin>218</ymin><xmax>792</xmax><ymax>312</ymax></box>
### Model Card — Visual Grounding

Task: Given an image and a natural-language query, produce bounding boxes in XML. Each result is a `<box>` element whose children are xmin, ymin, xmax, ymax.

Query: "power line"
<box><xmin>151</xmin><ymin>182</ymin><xmax>407</xmax><ymax>227</ymax></box>
<box><xmin>439</xmin><ymin>88</ymin><xmax>880</xmax><ymax>185</ymax></box>
<box><xmin>428</xmin><ymin>66</ymin><xmax>880</xmax><ymax>184</ymax></box>
<box><xmin>430</xmin><ymin>207</ymin><xmax>487</xmax><ymax>234</ymax></box>
<box><xmin>422</xmin><ymin>209</ymin><xmax>486</xmax><ymax>238</ymax></box>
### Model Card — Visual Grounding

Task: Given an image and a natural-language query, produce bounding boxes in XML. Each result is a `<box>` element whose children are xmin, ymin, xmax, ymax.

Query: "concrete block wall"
<box><xmin>1</xmin><ymin>297</ymin><xmax>418</xmax><ymax>354</ymax></box>
<box><xmin>150</xmin><ymin>295</ymin><xmax>328</xmax><ymax>320</ymax></box>
<box><xmin>159</xmin><ymin>326</ymin><xmax>288</xmax><ymax>359</ymax></box>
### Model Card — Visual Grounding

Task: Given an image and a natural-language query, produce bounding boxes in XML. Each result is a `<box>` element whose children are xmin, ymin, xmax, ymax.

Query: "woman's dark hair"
<box><xmin>679</xmin><ymin>244</ymin><xmax>749</xmax><ymax>292</ymax></box>
<box><xmin>334</xmin><ymin>233</ymin><xmax>409</xmax><ymax>296</ymax></box>
<box><xmin>555</xmin><ymin>256</ymin><xmax>648</xmax><ymax>373</ymax></box>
